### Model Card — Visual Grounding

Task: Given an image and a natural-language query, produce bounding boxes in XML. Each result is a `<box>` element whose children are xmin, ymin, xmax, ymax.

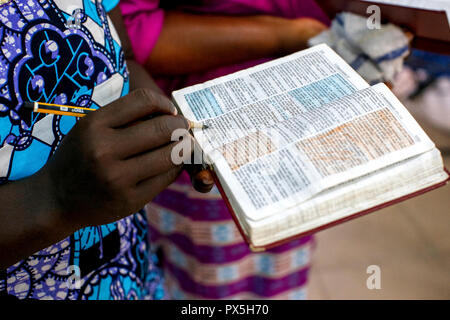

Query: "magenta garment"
<box><xmin>120</xmin><ymin>0</ymin><xmax>328</xmax><ymax>64</ymax></box>
<box><xmin>120</xmin><ymin>0</ymin><xmax>328</xmax><ymax>299</ymax></box>
<box><xmin>120</xmin><ymin>0</ymin><xmax>330</xmax><ymax>90</ymax></box>
<box><xmin>119</xmin><ymin>0</ymin><xmax>164</xmax><ymax>65</ymax></box>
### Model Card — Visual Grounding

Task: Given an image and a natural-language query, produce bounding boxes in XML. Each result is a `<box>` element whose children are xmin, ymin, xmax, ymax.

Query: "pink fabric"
<box><xmin>177</xmin><ymin>0</ymin><xmax>329</xmax><ymax>21</ymax></box>
<box><xmin>119</xmin><ymin>0</ymin><xmax>165</xmax><ymax>64</ymax></box>
<box><xmin>119</xmin><ymin>0</ymin><xmax>330</xmax><ymax>81</ymax></box>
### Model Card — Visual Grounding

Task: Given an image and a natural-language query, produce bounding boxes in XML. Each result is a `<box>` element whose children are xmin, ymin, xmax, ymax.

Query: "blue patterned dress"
<box><xmin>0</xmin><ymin>0</ymin><xmax>164</xmax><ymax>300</ymax></box>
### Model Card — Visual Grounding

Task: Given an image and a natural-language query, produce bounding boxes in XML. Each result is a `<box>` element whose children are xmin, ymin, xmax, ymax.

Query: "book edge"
<box><xmin>213</xmin><ymin>168</ymin><xmax>450</xmax><ymax>252</ymax></box>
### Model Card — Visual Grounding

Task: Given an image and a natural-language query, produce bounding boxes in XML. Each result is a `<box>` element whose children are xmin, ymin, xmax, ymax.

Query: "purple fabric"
<box><xmin>150</xmin><ymin>188</ymin><xmax>240</xmax><ymax>221</ymax></box>
<box><xmin>166</xmin><ymin>260</ymin><xmax>309</xmax><ymax>299</ymax></box>
<box><xmin>177</xmin><ymin>0</ymin><xmax>329</xmax><ymax>21</ymax></box>
<box><xmin>149</xmin><ymin>225</ymin><xmax>312</xmax><ymax>264</ymax></box>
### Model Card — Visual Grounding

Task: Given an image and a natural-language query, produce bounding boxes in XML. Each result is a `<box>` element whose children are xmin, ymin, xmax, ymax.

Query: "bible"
<box><xmin>172</xmin><ymin>44</ymin><xmax>449</xmax><ymax>251</ymax></box>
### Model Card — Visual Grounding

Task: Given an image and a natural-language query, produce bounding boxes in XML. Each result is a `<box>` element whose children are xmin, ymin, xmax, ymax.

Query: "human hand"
<box><xmin>37</xmin><ymin>89</ymin><xmax>193</xmax><ymax>229</ymax></box>
<box><xmin>277</xmin><ymin>17</ymin><xmax>328</xmax><ymax>55</ymax></box>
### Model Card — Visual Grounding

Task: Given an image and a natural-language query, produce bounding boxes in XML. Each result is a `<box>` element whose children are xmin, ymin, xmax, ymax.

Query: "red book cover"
<box><xmin>212</xmin><ymin>168</ymin><xmax>450</xmax><ymax>252</ymax></box>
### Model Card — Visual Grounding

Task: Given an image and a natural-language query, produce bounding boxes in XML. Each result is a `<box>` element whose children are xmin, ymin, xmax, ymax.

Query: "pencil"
<box><xmin>188</xmin><ymin>120</ymin><xmax>209</xmax><ymax>130</ymax></box>
<box><xmin>23</xmin><ymin>101</ymin><xmax>94</xmax><ymax>117</ymax></box>
<box><xmin>23</xmin><ymin>101</ymin><xmax>209</xmax><ymax>129</ymax></box>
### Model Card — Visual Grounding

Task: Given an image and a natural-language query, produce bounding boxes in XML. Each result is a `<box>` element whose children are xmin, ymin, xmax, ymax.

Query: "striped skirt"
<box><xmin>146</xmin><ymin>172</ymin><xmax>314</xmax><ymax>299</ymax></box>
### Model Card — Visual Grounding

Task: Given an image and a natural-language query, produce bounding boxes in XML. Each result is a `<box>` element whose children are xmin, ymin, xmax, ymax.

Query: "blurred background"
<box><xmin>308</xmin><ymin>49</ymin><xmax>450</xmax><ymax>299</ymax></box>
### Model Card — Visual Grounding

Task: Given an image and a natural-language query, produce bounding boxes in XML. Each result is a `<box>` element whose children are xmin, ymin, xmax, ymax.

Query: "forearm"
<box><xmin>146</xmin><ymin>11</ymin><xmax>292</xmax><ymax>75</ymax></box>
<box><xmin>0</xmin><ymin>62</ymin><xmax>157</xmax><ymax>270</ymax></box>
<box><xmin>128</xmin><ymin>59</ymin><xmax>164</xmax><ymax>94</ymax></box>
<box><xmin>0</xmin><ymin>8</ymin><xmax>189</xmax><ymax>271</ymax></box>
<box><xmin>0</xmin><ymin>172</ymin><xmax>75</xmax><ymax>269</ymax></box>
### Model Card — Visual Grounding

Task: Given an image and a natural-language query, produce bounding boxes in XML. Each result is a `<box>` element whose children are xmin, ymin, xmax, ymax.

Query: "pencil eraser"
<box><xmin>22</xmin><ymin>101</ymin><xmax>35</xmax><ymax>110</ymax></box>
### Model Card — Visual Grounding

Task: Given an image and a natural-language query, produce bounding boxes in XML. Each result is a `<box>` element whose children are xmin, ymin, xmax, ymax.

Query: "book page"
<box><xmin>174</xmin><ymin>44</ymin><xmax>369</xmax><ymax>154</ymax></box>
<box><xmin>174</xmin><ymin>44</ymin><xmax>368</xmax><ymax>121</ymax></box>
<box><xmin>172</xmin><ymin>45</ymin><xmax>434</xmax><ymax>221</ymax></box>
<box><xmin>212</xmin><ymin>84</ymin><xmax>435</xmax><ymax>221</ymax></box>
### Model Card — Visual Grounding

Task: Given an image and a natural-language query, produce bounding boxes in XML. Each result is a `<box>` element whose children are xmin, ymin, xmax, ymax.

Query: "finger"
<box><xmin>116</xmin><ymin>115</ymin><xmax>190</xmax><ymax>158</ymax></box>
<box><xmin>93</xmin><ymin>88</ymin><xmax>177</xmax><ymax>128</ymax></box>
<box><xmin>401</xmin><ymin>28</ymin><xmax>414</xmax><ymax>43</ymax></box>
<box><xmin>134</xmin><ymin>166</ymin><xmax>183</xmax><ymax>202</ymax></box>
<box><xmin>405</xmin><ymin>31</ymin><xmax>414</xmax><ymax>43</ymax></box>
<box><xmin>189</xmin><ymin>167</ymin><xmax>215</xmax><ymax>193</ymax></box>
<box><xmin>126</xmin><ymin>140</ymin><xmax>193</xmax><ymax>183</ymax></box>
<box><xmin>183</xmin><ymin>140</ymin><xmax>214</xmax><ymax>192</ymax></box>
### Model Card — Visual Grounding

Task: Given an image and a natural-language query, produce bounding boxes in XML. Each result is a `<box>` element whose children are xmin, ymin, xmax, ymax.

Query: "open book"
<box><xmin>172</xmin><ymin>44</ymin><xmax>449</xmax><ymax>250</ymax></box>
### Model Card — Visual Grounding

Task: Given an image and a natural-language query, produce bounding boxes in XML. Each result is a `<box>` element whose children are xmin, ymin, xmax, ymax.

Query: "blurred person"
<box><xmin>120</xmin><ymin>0</ymin><xmax>329</xmax><ymax>299</ymax></box>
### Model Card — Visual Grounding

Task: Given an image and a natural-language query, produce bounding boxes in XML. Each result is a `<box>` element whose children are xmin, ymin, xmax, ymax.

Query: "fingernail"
<box><xmin>202</xmin><ymin>178</ymin><xmax>214</xmax><ymax>185</ymax></box>
<box><xmin>196</xmin><ymin>170</ymin><xmax>213</xmax><ymax>185</ymax></box>
<box><xmin>171</xmin><ymin>103</ymin><xmax>178</xmax><ymax>115</ymax></box>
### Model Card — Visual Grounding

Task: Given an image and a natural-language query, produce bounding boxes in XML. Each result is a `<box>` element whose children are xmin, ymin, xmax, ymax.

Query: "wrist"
<box><xmin>272</xmin><ymin>18</ymin><xmax>299</xmax><ymax>56</ymax></box>
<box><xmin>27</xmin><ymin>169</ymin><xmax>80</xmax><ymax>237</ymax></box>
<box><xmin>0</xmin><ymin>172</ymin><xmax>78</xmax><ymax>268</ymax></box>
<box><xmin>274</xmin><ymin>18</ymin><xmax>328</xmax><ymax>56</ymax></box>
<box><xmin>252</xmin><ymin>16</ymin><xmax>293</xmax><ymax>57</ymax></box>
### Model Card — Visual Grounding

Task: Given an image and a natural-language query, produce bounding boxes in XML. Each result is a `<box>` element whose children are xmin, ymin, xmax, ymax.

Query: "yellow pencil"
<box><xmin>23</xmin><ymin>101</ymin><xmax>94</xmax><ymax>117</ymax></box>
<box><xmin>23</xmin><ymin>101</ymin><xmax>209</xmax><ymax>129</ymax></box>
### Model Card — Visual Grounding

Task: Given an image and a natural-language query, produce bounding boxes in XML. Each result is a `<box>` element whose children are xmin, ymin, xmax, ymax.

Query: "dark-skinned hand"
<box><xmin>35</xmin><ymin>88</ymin><xmax>211</xmax><ymax>230</ymax></box>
